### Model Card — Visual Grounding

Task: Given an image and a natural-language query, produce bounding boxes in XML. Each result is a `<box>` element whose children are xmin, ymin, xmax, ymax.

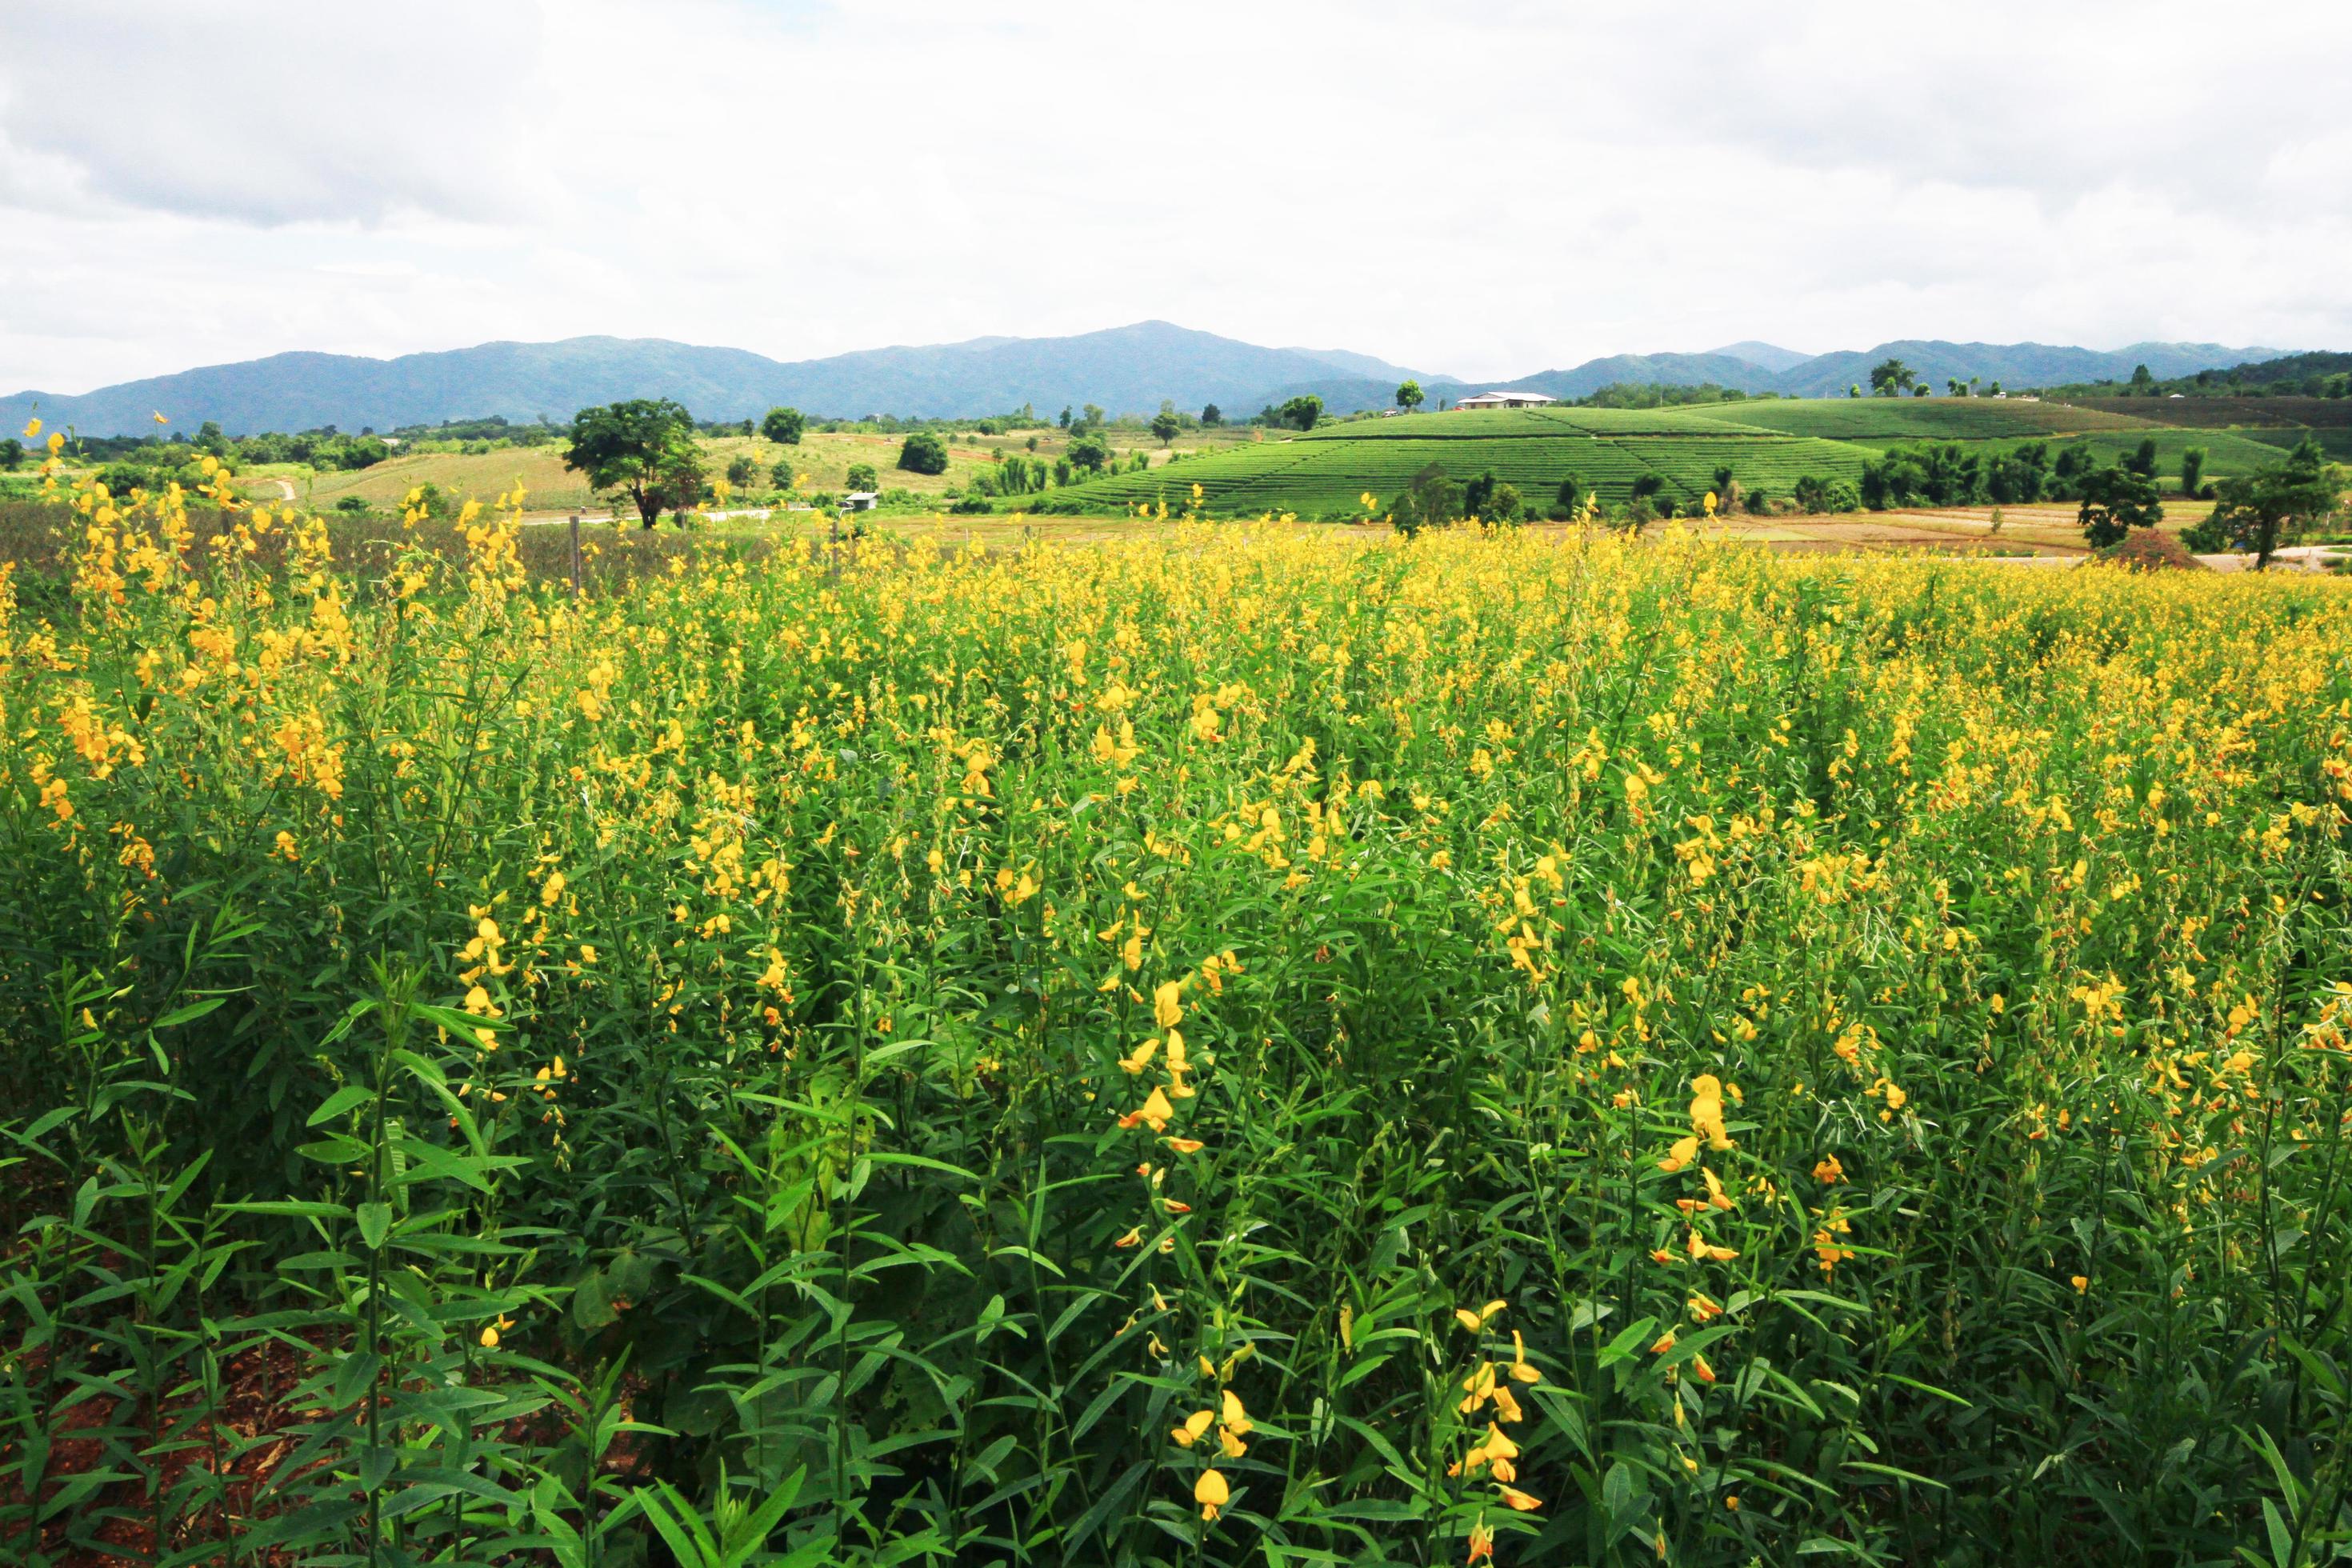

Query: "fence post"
<box><xmin>568</xmin><ymin>514</ymin><xmax>582</xmax><ymax>599</ymax></box>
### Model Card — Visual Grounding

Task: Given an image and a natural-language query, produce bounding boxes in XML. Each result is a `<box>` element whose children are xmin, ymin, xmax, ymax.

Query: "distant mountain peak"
<box><xmin>0</xmin><ymin>326</ymin><xmax>2304</xmax><ymax>438</ymax></box>
<box><xmin>1707</xmin><ymin>341</ymin><xmax>1812</xmax><ymax>374</ymax></box>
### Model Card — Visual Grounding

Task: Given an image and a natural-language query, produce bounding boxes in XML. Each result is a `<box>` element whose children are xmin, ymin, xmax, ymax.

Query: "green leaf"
<box><xmin>355</xmin><ymin>1201</ymin><xmax>393</xmax><ymax>1250</ymax></box>
<box><xmin>307</xmin><ymin>1085</ymin><xmax>374</xmax><ymax>1126</ymax></box>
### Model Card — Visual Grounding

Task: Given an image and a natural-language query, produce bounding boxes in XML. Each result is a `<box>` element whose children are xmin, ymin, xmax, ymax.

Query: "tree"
<box><xmin>1463</xmin><ymin>471</ymin><xmax>1499</xmax><ymax>518</ymax></box>
<box><xmin>563</xmin><ymin>398</ymin><xmax>704</xmax><ymax>528</ymax></box>
<box><xmin>2191</xmin><ymin>438</ymin><xmax>2340</xmax><ymax>569</ymax></box>
<box><xmin>1552</xmin><ymin>473</ymin><xmax>1588</xmax><ymax>521</ymax></box>
<box><xmin>770</xmin><ymin>458</ymin><xmax>798</xmax><ymax>490</ymax></box>
<box><xmin>1058</xmin><ymin>406</ymin><xmax>1073</xmax><ymax>430</ymax></box>
<box><xmin>1279</xmin><ymin>394</ymin><xmax>1323</xmax><ymax>432</ymax></box>
<box><xmin>1986</xmin><ymin>442</ymin><xmax>2049</xmax><ymax>504</ymax></box>
<box><xmin>1485</xmin><ymin>482</ymin><xmax>1524</xmax><ymax>524</ymax></box>
<box><xmin>0</xmin><ymin>438</ymin><xmax>22</xmax><ymax>470</ymax></box>
<box><xmin>1848</xmin><ymin>384</ymin><xmax>1862</xmax><ymax>399</ymax></box>
<box><xmin>760</xmin><ymin>406</ymin><xmax>806</xmax><ymax>445</ymax></box>
<box><xmin>1989</xmin><ymin>381</ymin><xmax>2003</xmax><ymax>397</ymax></box>
<box><xmin>1388</xmin><ymin>462</ymin><xmax>1462</xmax><ymax>537</ymax></box>
<box><xmin>1066</xmin><ymin>433</ymin><xmax>1111</xmax><ymax>473</ymax></box>
<box><xmin>897</xmin><ymin>433</ymin><xmax>949</xmax><ymax>475</ymax></box>
<box><xmin>1395</xmin><ymin>379</ymin><xmax>1425</xmax><ymax>413</ymax></box>
<box><xmin>1150</xmin><ymin>410</ymin><xmax>1182</xmax><ymax>447</ymax></box>
<box><xmin>2077</xmin><ymin>464</ymin><xmax>2163</xmax><ymax>548</ymax></box>
<box><xmin>2122</xmin><ymin>438</ymin><xmax>2158</xmax><ymax>479</ymax></box>
<box><xmin>2179</xmin><ymin>446</ymin><xmax>2207</xmax><ymax>498</ymax></box>
<box><xmin>725</xmin><ymin>454</ymin><xmax>758</xmax><ymax>487</ymax></box>
<box><xmin>1869</xmin><ymin>358</ymin><xmax>1915</xmax><ymax>397</ymax></box>
<box><xmin>2130</xmin><ymin>362</ymin><xmax>2155</xmax><ymax>393</ymax></box>
<box><xmin>1199</xmin><ymin>404</ymin><xmax>1222</xmax><ymax>426</ymax></box>
<box><xmin>846</xmin><ymin>462</ymin><xmax>879</xmax><ymax>492</ymax></box>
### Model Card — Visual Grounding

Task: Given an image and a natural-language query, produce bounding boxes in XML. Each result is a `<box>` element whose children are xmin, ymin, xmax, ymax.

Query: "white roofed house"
<box><xmin>1453</xmin><ymin>390</ymin><xmax>1558</xmax><ymax>410</ymax></box>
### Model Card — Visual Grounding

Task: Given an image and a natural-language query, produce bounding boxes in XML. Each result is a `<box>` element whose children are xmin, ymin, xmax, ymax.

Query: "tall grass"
<box><xmin>2</xmin><ymin>468</ymin><xmax>2349</xmax><ymax>1566</ymax></box>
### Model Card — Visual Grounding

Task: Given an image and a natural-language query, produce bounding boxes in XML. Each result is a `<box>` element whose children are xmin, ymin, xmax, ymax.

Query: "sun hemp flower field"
<box><xmin>4</xmin><ymin>460</ymin><xmax>2352</xmax><ymax>1566</ymax></box>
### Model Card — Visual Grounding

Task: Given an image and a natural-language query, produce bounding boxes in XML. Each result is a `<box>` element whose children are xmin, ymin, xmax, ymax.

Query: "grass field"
<box><xmin>6</xmin><ymin>471</ymin><xmax>2350</xmax><ymax>1567</ymax></box>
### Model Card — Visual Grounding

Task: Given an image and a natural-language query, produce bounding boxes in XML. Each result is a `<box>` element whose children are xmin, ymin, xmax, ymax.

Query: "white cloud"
<box><xmin>4</xmin><ymin>0</ymin><xmax>2349</xmax><ymax>393</ymax></box>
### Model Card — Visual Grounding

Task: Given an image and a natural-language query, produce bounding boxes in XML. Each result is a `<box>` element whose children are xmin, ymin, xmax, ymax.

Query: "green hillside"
<box><xmin>1038</xmin><ymin>407</ymin><xmax>1870</xmax><ymax>518</ymax></box>
<box><xmin>1038</xmin><ymin>398</ymin><xmax>2322</xmax><ymax>518</ymax></box>
<box><xmin>1684</xmin><ymin>400</ymin><xmax>2146</xmax><ymax>440</ymax></box>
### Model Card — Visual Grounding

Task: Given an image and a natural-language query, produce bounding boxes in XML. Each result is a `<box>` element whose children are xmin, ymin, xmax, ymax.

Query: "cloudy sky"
<box><xmin>5</xmin><ymin>0</ymin><xmax>2350</xmax><ymax>392</ymax></box>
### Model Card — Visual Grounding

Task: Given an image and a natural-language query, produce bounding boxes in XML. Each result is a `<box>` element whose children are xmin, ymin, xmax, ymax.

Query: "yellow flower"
<box><xmin>1506</xmin><ymin>1330</ymin><xmax>1541</xmax><ymax>1383</ymax></box>
<box><xmin>1453</xmin><ymin>1298</ymin><xmax>1506</xmax><ymax>1332</ymax></box>
<box><xmin>1154</xmin><ymin>979</ymin><xmax>1184</xmax><ymax>1029</ymax></box>
<box><xmin>1813</xmin><ymin>1154</ymin><xmax>1845</xmax><ymax>1185</ymax></box>
<box><xmin>1497</xmin><ymin>1484</ymin><xmax>1542</xmax><ymax>1513</ymax></box>
<box><xmin>1658</xmin><ymin>1134</ymin><xmax>1700</xmax><ymax>1174</ymax></box>
<box><xmin>1194</xmin><ymin>1467</ymin><xmax>1229</xmax><ymax>1521</ymax></box>
<box><xmin>1689</xmin><ymin>1074</ymin><xmax>1733</xmax><ymax>1150</ymax></box>
<box><xmin>1118</xmin><ymin>1086</ymin><xmax>1175</xmax><ymax>1132</ymax></box>
<box><xmin>1171</xmin><ymin>1409</ymin><xmax>1215</xmax><ymax>1447</ymax></box>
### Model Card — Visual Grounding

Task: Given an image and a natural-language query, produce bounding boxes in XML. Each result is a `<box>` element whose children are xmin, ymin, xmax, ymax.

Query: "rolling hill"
<box><xmin>2</xmin><ymin>325</ymin><xmax>2297</xmax><ymax>438</ymax></box>
<box><xmin>0</xmin><ymin>323</ymin><xmax>1443</xmax><ymax>437</ymax></box>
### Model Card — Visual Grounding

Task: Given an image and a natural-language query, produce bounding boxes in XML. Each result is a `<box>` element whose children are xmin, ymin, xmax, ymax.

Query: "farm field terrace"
<box><xmin>5</xmin><ymin>490</ymin><xmax>2352</xmax><ymax>1567</ymax></box>
<box><xmin>1039</xmin><ymin>402</ymin><xmax>2310</xmax><ymax>520</ymax></box>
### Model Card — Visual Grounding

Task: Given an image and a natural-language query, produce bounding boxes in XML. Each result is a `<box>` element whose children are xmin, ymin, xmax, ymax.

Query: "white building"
<box><xmin>1453</xmin><ymin>390</ymin><xmax>1558</xmax><ymax>410</ymax></box>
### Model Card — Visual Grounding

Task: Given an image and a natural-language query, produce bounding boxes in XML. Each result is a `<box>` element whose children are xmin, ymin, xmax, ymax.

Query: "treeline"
<box><xmin>1386</xmin><ymin>462</ymin><xmax>1857</xmax><ymax>534</ymax></box>
<box><xmin>1573</xmin><ymin>382</ymin><xmax>1783</xmax><ymax>410</ymax></box>
<box><xmin>2046</xmin><ymin>350</ymin><xmax>2352</xmax><ymax>400</ymax></box>
<box><xmin>1857</xmin><ymin>438</ymin><xmax>2200</xmax><ymax>510</ymax></box>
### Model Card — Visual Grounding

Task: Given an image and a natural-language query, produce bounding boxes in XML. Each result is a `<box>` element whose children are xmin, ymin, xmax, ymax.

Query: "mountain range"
<box><xmin>0</xmin><ymin>324</ymin><xmax>2296</xmax><ymax>436</ymax></box>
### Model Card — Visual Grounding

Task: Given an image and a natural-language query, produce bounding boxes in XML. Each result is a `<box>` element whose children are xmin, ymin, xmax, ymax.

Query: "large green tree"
<box><xmin>1868</xmin><ymin>358</ymin><xmax>1915</xmax><ymax>396</ymax></box>
<box><xmin>2190</xmin><ymin>438</ymin><xmax>2342</xmax><ymax>570</ymax></box>
<box><xmin>2076</xmin><ymin>464</ymin><xmax>2164</xmax><ymax>548</ymax></box>
<box><xmin>1395</xmin><ymin>380</ymin><xmax>1424</xmax><ymax>413</ymax></box>
<box><xmin>564</xmin><ymin>399</ymin><xmax>704</xmax><ymax>528</ymax></box>
<box><xmin>1279</xmin><ymin>394</ymin><xmax>1323</xmax><ymax>431</ymax></box>
<box><xmin>760</xmin><ymin>406</ymin><xmax>806</xmax><ymax>445</ymax></box>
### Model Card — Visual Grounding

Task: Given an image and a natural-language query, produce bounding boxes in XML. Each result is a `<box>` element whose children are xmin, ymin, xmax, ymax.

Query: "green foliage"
<box><xmin>895</xmin><ymin>432</ymin><xmax>949</xmax><ymax>476</ymax></box>
<box><xmin>761</xmin><ymin>406</ymin><xmax>806</xmax><ymax>445</ymax></box>
<box><xmin>1065</xmin><ymin>432</ymin><xmax>1110</xmax><ymax>474</ymax></box>
<box><xmin>1278</xmin><ymin>394</ymin><xmax>1323</xmax><ymax>431</ymax></box>
<box><xmin>564</xmin><ymin>398</ymin><xmax>704</xmax><ymax>527</ymax></box>
<box><xmin>1869</xmin><ymin>358</ymin><xmax>1915</xmax><ymax>396</ymax></box>
<box><xmin>2078</xmin><ymin>464</ymin><xmax>2165</xmax><ymax>547</ymax></box>
<box><xmin>2196</xmin><ymin>438</ymin><xmax>2346</xmax><ymax>568</ymax></box>
<box><xmin>1395</xmin><ymin>379</ymin><xmax>1424</xmax><ymax>412</ymax></box>
<box><xmin>845</xmin><ymin>462</ymin><xmax>878</xmax><ymax>493</ymax></box>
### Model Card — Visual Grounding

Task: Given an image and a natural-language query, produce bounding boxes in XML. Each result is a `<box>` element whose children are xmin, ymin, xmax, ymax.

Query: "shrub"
<box><xmin>897</xmin><ymin>434</ymin><xmax>948</xmax><ymax>476</ymax></box>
